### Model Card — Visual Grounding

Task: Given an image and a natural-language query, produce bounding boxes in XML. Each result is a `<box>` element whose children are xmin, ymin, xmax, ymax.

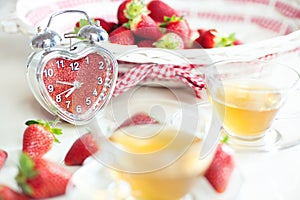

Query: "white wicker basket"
<box><xmin>9</xmin><ymin>0</ymin><xmax>300</xmax><ymax>95</ymax></box>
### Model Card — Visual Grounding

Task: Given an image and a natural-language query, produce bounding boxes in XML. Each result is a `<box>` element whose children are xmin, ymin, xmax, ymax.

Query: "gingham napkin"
<box><xmin>112</xmin><ymin>64</ymin><xmax>205</xmax><ymax>98</ymax></box>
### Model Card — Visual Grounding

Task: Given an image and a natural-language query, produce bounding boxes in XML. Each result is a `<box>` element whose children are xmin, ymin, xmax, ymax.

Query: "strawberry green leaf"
<box><xmin>18</xmin><ymin>153</ymin><xmax>37</xmax><ymax>178</ymax></box>
<box><xmin>74</xmin><ymin>18</ymin><xmax>91</xmax><ymax>34</ymax></box>
<box><xmin>25</xmin><ymin>120</ymin><xmax>40</xmax><ymax>126</ymax></box>
<box><xmin>214</xmin><ymin>32</ymin><xmax>237</xmax><ymax>48</ymax></box>
<box><xmin>25</xmin><ymin>119</ymin><xmax>63</xmax><ymax>143</ymax></box>
<box><xmin>15</xmin><ymin>153</ymin><xmax>37</xmax><ymax>195</ymax></box>
<box><xmin>124</xmin><ymin>0</ymin><xmax>149</xmax><ymax>20</ymax></box>
<box><xmin>221</xmin><ymin>134</ymin><xmax>229</xmax><ymax>144</ymax></box>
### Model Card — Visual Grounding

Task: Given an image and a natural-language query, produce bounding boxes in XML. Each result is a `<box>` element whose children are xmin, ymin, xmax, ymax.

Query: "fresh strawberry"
<box><xmin>93</xmin><ymin>18</ymin><xmax>117</xmax><ymax>33</ymax></box>
<box><xmin>130</xmin><ymin>14</ymin><xmax>162</xmax><ymax>40</ymax></box>
<box><xmin>160</xmin><ymin>15</ymin><xmax>191</xmax><ymax>47</ymax></box>
<box><xmin>22</xmin><ymin>120</ymin><xmax>62</xmax><ymax>159</ymax></box>
<box><xmin>153</xmin><ymin>32</ymin><xmax>184</xmax><ymax>49</ymax></box>
<box><xmin>109</xmin><ymin>26</ymin><xmax>135</xmax><ymax>45</ymax></box>
<box><xmin>75</xmin><ymin>18</ymin><xmax>117</xmax><ymax>34</ymax></box>
<box><xmin>15</xmin><ymin>153</ymin><xmax>72</xmax><ymax>199</ymax></box>
<box><xmin>147</xmin><ymin>0</ymin><xmax>179</xmax><ymax>23</ymax></box>
<box><xmin>204</xmin><ymin>143</ymin><xmax>235</xmax><ymax>193</ymax></box>
<box><xmin>64</xmin><ymin>132</ymin><xmax>100</xmax><ymax>166</ymax></box>
<box><xmin>0</xmin><ymin>149</ymin><xmax>7</xmax><ymax>170</ymax></box>
<box><xmin>118</xmin><ymin>112</ymin><xmax>159</xmax><ymax>129</ymax></box>
<box><xmin>137</xmin><ymin>39</ymin><xmax>155</xmax><ymax>47</ymax></box>
<box><xmin>195</xmin><ymin>29</ymin><xmax>239</xmax><ymax>48</ymax></box>
<box><xmin>0</xmin><ymin>185</ymin><xmax>29</xmax><ymax>200</ymax></box>
<box><xmin>117</xmin><ymin>0</ymin><xmax>149</xmax><ymax>25</ymax></box>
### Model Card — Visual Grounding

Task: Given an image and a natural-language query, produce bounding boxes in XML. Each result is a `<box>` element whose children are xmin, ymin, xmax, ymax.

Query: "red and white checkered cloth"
<box><xmin>113</xmin><ymin>64</ymin><xmax>205</xmax><ymax>98</ymax></box>
<box><xmin>112</xmin><ymin>41</ymin><xmax>300</xmax><ymax>99</ymax></box>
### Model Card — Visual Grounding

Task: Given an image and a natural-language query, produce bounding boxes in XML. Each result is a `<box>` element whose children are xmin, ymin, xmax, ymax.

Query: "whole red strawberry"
<box><xmin>15</xmin><ymin>153</ymin><xmax>72</xmax><ymax>199</ymax></box>
<box><xmin>93</xmin><ymin>18</ymin><xmax>117</xmax><ymax>33</ymax></box>
<box><xmin>195</xmin><ymin>29</ymin><xmax>217</xmax><ymax>48</ymax></box>
<box><xmin>22</xmin><ymin>120</ymin><xmax>62</xmax><ymax>159</ymax></box>
<box><xmin>0</xmin><ymin>185</ymin><xmax>29</xmax><ymax>200</ymax></box>
<box><xmin>74</xmin><ymin>18</ymin><xmax>117</xmax><ymax>34</ymax></box>
<box><xmin>137</xmin><ymin>39</ymin><xmax>155</xmax><ymax>47</ymax></box>
<box><xmin>147</xmin><ymin>0</ymin><xmax>179</xmax><ymax>23</ymax></box>
<box><xmin>109</xmin><ymin>26</ymin><xmax>135</xmax><ymax>45</ymax></box>
<box><xmin>204</xmin><ymin>143</ymin><xmax>235</xmax><ymax>193</ymax></box>
<box><xmin>117</xmin><ymin>0</ymin><xmax>149</xmax><ymax>25</ymax></box>
<box><xmin>130</xmin><ymin>14</ymin><xmax>162</xmax><ymax>40</ymax></box>
<box><xmin>195</xmin><ymin>29</ymin><xmax>240</xmax><ymax>48</ymax></box>
<box><xmin>0</xmin><ymin>149</ymin><xmax>7</xmax><ymax>170</ymax></box>
<box><xmin>118</xmin><ymin>112</ymin><xmax>159</xmax><ymax>129</ymax></box>
<box><xmin>160</xmin><ymin>15</ymin><xmax>191</xmax><ymax>48</ymax></box>
<box><xmin>64</xmin><ymin>132</ymin><xmax>100</xmax><ymax>166</ymax></box>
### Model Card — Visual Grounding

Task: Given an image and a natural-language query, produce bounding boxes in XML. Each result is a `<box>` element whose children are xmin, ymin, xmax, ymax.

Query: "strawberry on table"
<box><xmin>130</xmin><ymin>14</ymin><xmax>162</xmax><ymax>40</ymax></box>
<box><xmin>117</xmin><ymin>112</ymin><xmax>159</xmax><ymax>129</ymax></box>
<box><xmin>147</xmin><ymin>0</ymin><xmax>180</xmax><ymax>23</ymax></box>
<box><xmin>0</xmin><ymin>149</ymin><xmax>7</xmax><ymax>170</ymax></box>
<box><xmin>117</xmin><ymin>0</ymin><xmax>149</xmax><ymax>25</ymax></box>
<box><xmin>0</xmin><ymin>185</ymin><xmax>29</xmax><ymax>200</ymax></box>
<box><xmin>15</xmin><ymin>153</ymin><xmax>72</xmax><ymax>199</ymax></box>
<box><xmin>22</xmin><ymin>120</ymin><xmax>62</xmax><ymax>159</ymax></box>
<box><xmin>204</xmin><ymin>142</ymin><xmax>235</xmax><ymax>193</ymax></box>
<box><xmin>64</xmin><ymin>132</ymin><xmax>100</xmax><ymax>166</ymax></box>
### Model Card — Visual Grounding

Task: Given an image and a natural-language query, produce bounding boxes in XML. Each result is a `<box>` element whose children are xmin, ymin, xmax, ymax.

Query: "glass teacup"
<box><xmin>203</xmin><ymin>59</ymin><xmax>300</xmax><ymax>148</ymax></box>
<box><xmin>83</xmin><ymin>101</ymin><xmax>218</xmax><ymax>200</ymax></box>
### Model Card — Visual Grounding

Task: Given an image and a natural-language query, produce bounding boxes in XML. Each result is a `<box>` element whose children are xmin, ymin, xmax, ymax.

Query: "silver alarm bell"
<box><xmin>30</xmin><ymin>10</ymin><xmax>109</xmax><ymax>50</ymax></box>
<box><xmin>78</xmin><ymin>25</ymin><xmax>109</xmax><ymax>42</ymax></box>
<box><xmin>30</xmin><ymin>27</ymin><xmax>62</xmax><ymax>50</ymax></box>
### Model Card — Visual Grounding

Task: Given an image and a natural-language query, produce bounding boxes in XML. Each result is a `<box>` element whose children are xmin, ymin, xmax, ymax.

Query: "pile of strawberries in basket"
<box><xmin>0</xmin><ymin>114</ymin><xmax>235</xmax><ymax>199</ymax></box>
<box><xmin>75</xmin><ymin>0</ymin><xmax>242</xmax><ymax>49</ymax></box>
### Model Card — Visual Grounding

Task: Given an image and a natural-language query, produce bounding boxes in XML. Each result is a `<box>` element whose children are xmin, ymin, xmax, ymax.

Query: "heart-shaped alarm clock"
<box><xmin>26</xmin><ymin>10</ymin><xmax>118</xmax><ymax>125</ymax></box>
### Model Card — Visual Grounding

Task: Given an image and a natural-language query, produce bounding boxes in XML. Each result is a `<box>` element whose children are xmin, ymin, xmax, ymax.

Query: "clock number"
<box><xmin>85</xmin><ymin>57</ymin><xmax>89</xmax><ymax>64</ymax></box>
<box><xmin>56</xmin><ymin>95</ymin><xmax>62</xmax><ymax>103</ymax></box>
<box><xmin>93</xmin><ymin>89</ymin><xmax>98</xmax><ymax>96</ymax></box>
<box><xmin>70</xmin><ymin>62</ymin><xmax>80</xmax><ymax>71</ymax></box>
<box><xmin>43</xmin><ymin>68</ymin><xmax>54</xmax><ymax>77</ymax></box>
<box><xmin>76</xmin><ymin>105</ymin><xmax>82</xmax><ymax>113</ymax></box>
<box><xmin>66</xmin><ymin>100</ymin><xmax>71</xmax><ymax>109</ymax></box>
<box><xmin>86</xmin><ymin>97</ymin><xmax>91</xmax><ymax>106</ymax></box>
<box><xmin>97</xmin><ymin>77</ymin><xmax>103</xmax><ymax>85</ymax></box>
<box><xmin>48</xmin><ymin>85</ymin><xmax>54</xmax><ymax>93</ymax></box>
<box><xmin>56</xmin><ymin>60</ymin><xmax>64</xmax><ymax>68</ymax></box>
<box><xmin>99</xmin><ymin>61</ymin><xmax>104</xmax><ymax>70</ymax></box>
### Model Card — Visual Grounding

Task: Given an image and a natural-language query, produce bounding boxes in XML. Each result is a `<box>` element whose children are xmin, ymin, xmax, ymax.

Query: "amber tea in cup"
<box><xmin>205</xmin><ymin>59</ymin><xmax>300</xmax><ymax>142</ymax></box>
<box><xmin>108</xmin><ymin>124</ymin><xmax>214</xmax><ymax>200</ymax></box>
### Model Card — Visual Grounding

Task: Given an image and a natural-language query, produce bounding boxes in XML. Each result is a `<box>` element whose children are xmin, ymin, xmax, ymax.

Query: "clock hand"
<box><xmin>65</xmin><ymin>81</ymin><xmax>83</xmax><ymax>98</ymax></box>
<box><xmin>57</xmin><ymin>87</ymin><xmax>74</xmax><ymax>97</ymax></box>
<box><xmin>65</xmin><ymin>87</ymin><xmax>76</xmax><ymax>98</ymax></box>
<box><xmin>56</xmin><ymin>80</ymin><xmax>75</xmax><ymax>86</ymax></box>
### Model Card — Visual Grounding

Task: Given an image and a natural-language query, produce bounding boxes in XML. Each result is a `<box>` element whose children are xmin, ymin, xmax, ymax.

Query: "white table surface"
<box><xmin>1</xmin><ymin>1</ymin><xmax>300</xmax><ymax>200</ymax></box>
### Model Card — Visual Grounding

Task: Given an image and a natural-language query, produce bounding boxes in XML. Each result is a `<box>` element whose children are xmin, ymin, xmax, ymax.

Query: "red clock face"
<box><xmin>41</xmin><ymin>52</ymin><xmax>115</xmax><ymax>121</ymax></box>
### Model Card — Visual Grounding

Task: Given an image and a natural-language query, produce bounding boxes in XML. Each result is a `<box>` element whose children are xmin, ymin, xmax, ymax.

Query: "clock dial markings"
<box><xmin>42</xmin><ymin>51</ymin><xmax>115</xmax><ymax>121</ymax></box>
